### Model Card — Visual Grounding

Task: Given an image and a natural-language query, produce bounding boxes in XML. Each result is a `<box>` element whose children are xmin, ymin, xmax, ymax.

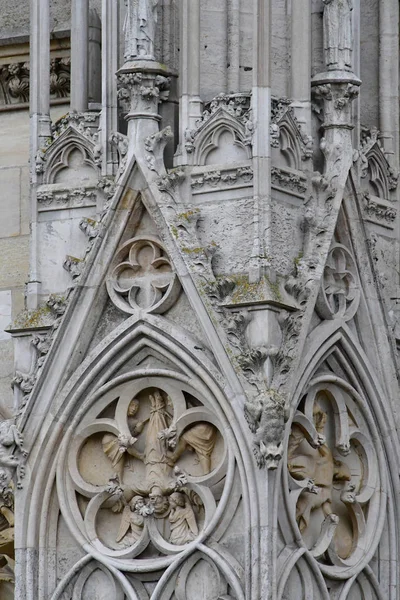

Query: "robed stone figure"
<box><xmin>123</xmin><ymin>0</ymin><xmax>159</xmax><ymax>61</ymax></box>
<box><xmin>322</xmin><ymin>0</ymin><xmax>353</xmax><ymax>71</ymax></box>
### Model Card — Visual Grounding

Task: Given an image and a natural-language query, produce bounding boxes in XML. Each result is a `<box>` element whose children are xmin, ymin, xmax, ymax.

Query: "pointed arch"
<box><xmin>275</xmin><ymin>118</ymin><xmax>302</xmax><ymax>170</ymax></box>
<box><xmin>361</xmin><ymin>142</ymin><xmax>397</xmax><ymax>200</ymax></box>
<box><xmin>277</xmin><ymin>319</ymin><xmax>400</xmax><ymax>598</ymax></box>
<box><xmin>41</xmin><ymin>126</ymin><xmax>100</xmax><ymax>185</ymax></box>
<box><xmin>19</xmin><ymin>313</ymin><xmax>256</xmax><ymax>600</ymax></box>
<box><xmin>193</xmin><ymin>109</ymin><xmax>251</xmax><ymax>166</ymax></box>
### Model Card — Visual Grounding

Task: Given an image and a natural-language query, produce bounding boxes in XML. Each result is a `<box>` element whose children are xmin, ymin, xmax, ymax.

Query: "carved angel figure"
<box><xmin>322</xmin><ymin>0</ymin><xmax>353</xmax><ymax>71</ymax></box>
<box><xmin>288</xmin><ymin>403</ymin><xmax>351</xmax><ymax>533</ymax></box>
<box><xmin>116</xmin><ymin>495</ymin><xmax>145</xmax><ymax>547</ymax></box>
<box><xmin>123</xmin><ymin>0</ymin><xmax>159</xmax><ymax>61</ymax></box>
<box><xmin>168</xmin><ymin>492</ymin><xmax>198</xmax><ymax>545</ymax></box>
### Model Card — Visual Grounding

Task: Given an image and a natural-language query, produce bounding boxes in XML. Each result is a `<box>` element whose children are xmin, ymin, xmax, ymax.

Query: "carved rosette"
<box><xmin>283</xmin><ymin>380</ymin><xmax>385</xmax><ymax>580</ymax></box>
<box><xmin>316</xmin><ymin>243</ymin><xmax>360</xmax><ymax>321</ymax></box>
<box><xmin>58</xmin><ymin>378</ymin><xmax>229</xmax><ymax>561</ymax></box>
<box><xmin>106</xmin><ymin>236</ymin><xmax>181</xmax><ymax>315</ymax></box>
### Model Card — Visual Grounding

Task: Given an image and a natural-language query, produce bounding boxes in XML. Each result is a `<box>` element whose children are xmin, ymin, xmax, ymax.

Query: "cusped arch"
<box><xmin>41</xmin><ymin>127</ymin><xmax>100</xmax><ymax>185</ymax></box>
<box><xmin>278</xmin><ymin>320</ymin><xmax>400</xmax><ymax>599</ymax></box>
<box><xmin>193</xmin><ymin>111</ymin><xmax>251</xmax><ymax>166</ymax></box>
<box><xmin>362</xmin><ymin>143</ymin><xmax>397</xmax><ymax>200</ymax></box>
<box><xmin>275</xmin><ymin>118</ymin><xmax>302</xmax><ymax>170</ymax></box>
<box><xmin>21</xmin><ymin>313</ymin><xmax>254</xmax><ymax>600</ymax></box>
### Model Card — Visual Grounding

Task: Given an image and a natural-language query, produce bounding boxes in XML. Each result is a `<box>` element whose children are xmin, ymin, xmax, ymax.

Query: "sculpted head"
<box><xmin>130</xmin><ymin>495</ymin><xmax>144</xmax><ymax>511</ymax></box>
<box><xmin>128</xmin><ymin>399</ymin><xmax>140</xmax><ymax>417</ymax></box>
<box><xmin>169</xmin><ymin>492</ymin><xmax>185</xmax><ymax>509</ymax></box>
<box><xmin>149</xmin><ymin>486</ymin><xmax>169</xmax><ymax>514</ymax></box>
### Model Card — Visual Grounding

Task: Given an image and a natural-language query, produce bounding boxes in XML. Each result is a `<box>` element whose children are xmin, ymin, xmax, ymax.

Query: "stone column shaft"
<box><xmin>291</xmin><ymin>0</ymin><xmax>311</xmax><ymax>131</ymax></box>
<box><xmin>71</xmin><ymin>0</ymin><xmax>89</xmax><ymax>112</ymax></box>
<box><xmin>379</xmin><ymin>0</ymin><xmax>399</xmax><ymax>169</ymax></box>
<box><xmin>101</xmin><ymin>0</ymin><xmax>119</xmax><ymax>175</ymax></box>
<box><xmin>179</xmin><ymin>0</ymin><xmax>202</xmax><ymax>162</ymax></box>
<box><xmin>227</xmin><ymin>0</ymin><xmax>240</xmax><ymax>93</ymax></box>
<box><xmin>30</xmin><ymin>0</ymin><xmax>51</xmax><ymax>147</ymax></box>
<box><xmin>29</xmin><ymin>0</ymin><xmax>51</xmax><ymax>308</ymax></box>
<box><xmin>250</xmin><ymin>0</ymin><xmax>271</xmax><ymax>283</ymax></box>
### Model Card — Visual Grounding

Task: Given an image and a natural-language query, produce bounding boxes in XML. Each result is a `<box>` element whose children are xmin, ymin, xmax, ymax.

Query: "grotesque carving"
<box><xmin>322</xmin><ymin>0</ymin><xmax>353</xmax><ymax>72</ymax></box>
<box><xmin>123</xmin><ymin>0</ymin><xmax>159</xmax><ymax>61</ymax></box>
<box><xmin>245</xmin><ymin>391</ymin><xmax>286</xmax><ymax>469</ymax></box>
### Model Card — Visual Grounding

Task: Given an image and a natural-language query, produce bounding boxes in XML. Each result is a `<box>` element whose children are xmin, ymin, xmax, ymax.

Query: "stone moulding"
<box><xmin>271</xmin><ymin>166</ymin><xmax>308</xmax><ymax>198</ymax></box>
<box><xmin>191</xmin><ymin>165</ymin><xmax>253</xmax><ymax>194</ymax></box>
<box><xmin>361</xmin><ymin>192</ymin><xmax>397</xmax><ymax>229</ymax></box>
<box><xmin>189</xmin><ymin>164</ymin><xmax>306</xmax><ymax>199</ymax></box>
<box><xmin>36</xmin><ymin>185</ymin><xmax>98</xmax><ymax>212</ymax></box>
<box><xmin>271</xmin><ymin>97</ymin><xmax>314</xmax><ymax>169</ymax></box>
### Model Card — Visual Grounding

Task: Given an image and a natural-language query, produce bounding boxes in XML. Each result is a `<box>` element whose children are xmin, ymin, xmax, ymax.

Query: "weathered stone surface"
<box><xmin>0</xmin><ymin>1</ymin><xmax>399</xmax><ymax>599</ymax></box>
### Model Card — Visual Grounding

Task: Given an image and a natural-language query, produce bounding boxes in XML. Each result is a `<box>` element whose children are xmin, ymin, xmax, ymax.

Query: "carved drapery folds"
<box><xmin>284</xmin><ymin>380</ymin><xmax>384</xmax><ymax>580</ymax></box>
<box><xmin>322</xmin><ymin>0</ymin><xmax>353</xmax><ymax>72</ymax></box>
<box><xmin>123</xmin><ymin>0</ymin><xmax>159</xmax><ymax>62</ymax></box>
<box><xmin>107</xmin><ymin>236</ymin><xmax>181</xmax><ymax>314</ymax></box>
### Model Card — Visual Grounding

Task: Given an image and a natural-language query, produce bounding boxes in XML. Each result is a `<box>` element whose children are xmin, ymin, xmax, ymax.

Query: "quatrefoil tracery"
<box><xmin>66</xmin><ymin>379</ymin><xmax>227</xmax><ymax>560</ymax></box>
<box><xmin>287</xmin><ymin>382</ymin><xmax>381</xmax><ymax>575</ymax></box>
<box><xmin>107</xmin><ymin>236</ymin><xmax>181</xmax><ymax>315</ymax></box>
<box><xmin>316</xmin><ymin>244</ymin><xmax>360</xmax><ymax>321</ymax></box>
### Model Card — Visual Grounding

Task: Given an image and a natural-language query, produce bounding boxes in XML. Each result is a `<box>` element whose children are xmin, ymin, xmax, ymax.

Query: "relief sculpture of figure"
<box><xmin>288</xmin><ymin>403</ymin><xmax>351</xmax><ymax>533</ymax></box>
<box><xmin>102</xmin><ymin>398</ymin><xmax>146</xmax><ymax>482</ymax></box>
<box><xmin>123</xmin><ymin>0</ymin><xmax>159</xmax><ymax>61</ymax></box>
<box><xmin>116</xmin><ymin>495</ymin><xmax>145</xmax><ymax>547</ymax></box>
<box><xmin>102</xmin><ymin>389</ymin><xmax>208</xmax><ymax>546</ymax></box>
<box><xmin>163</xmin><ymin>422</ymin><xmax>218</xmax><ymax>475</ymax></box>
<box><xmin>168</xmin><ymin>492</ymin><xmax>199</xmax><ymax>545</ymax></box>
<box><xmin>322</xmin><ymin>0</ymin><xmax>353</xmax><ymax>71</ymax></box>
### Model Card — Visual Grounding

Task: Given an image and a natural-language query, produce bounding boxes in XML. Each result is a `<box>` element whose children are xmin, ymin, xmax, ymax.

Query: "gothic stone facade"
<box><xmin>0</xmin><ymin>0</ymin><xmax>399</xmax><ymax>599</ymax></box>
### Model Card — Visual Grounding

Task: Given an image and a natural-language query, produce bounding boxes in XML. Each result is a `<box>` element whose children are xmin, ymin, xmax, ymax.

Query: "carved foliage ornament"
<box><xmin>316</xmin><ymin>243</ymin><xmax>360</xmax><ymax>321</ymax></box>
<box><xmin>61</xmin><ymin>379</ymin><xmax>227</xmax><ymax>558</ymax></box>
<box><xmin>107</xmin><ymin>236</ymin><xmax>181</xmax><ymax>315</ymax></box>
<box><xmin>285</xmin><ymin>381</ymin><xmax>384</xmax><ymax>579</ymax></box>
